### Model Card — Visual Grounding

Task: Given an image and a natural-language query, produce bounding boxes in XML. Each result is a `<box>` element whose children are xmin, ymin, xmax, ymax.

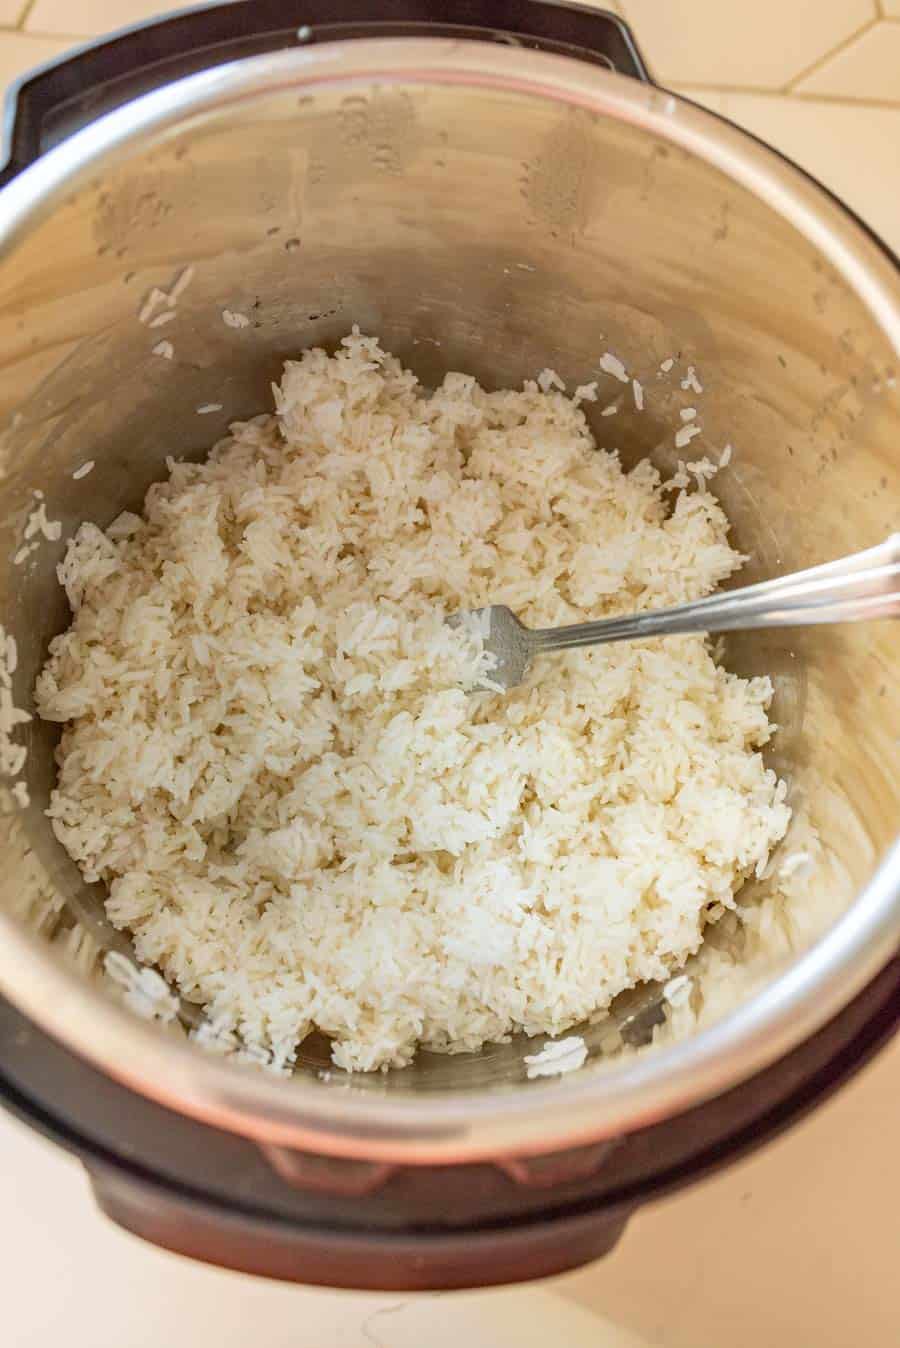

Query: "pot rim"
<box><xmin>0</xmin><ymin>38</ymin><xmax>898</xmax><ymax>1163</ymax></box>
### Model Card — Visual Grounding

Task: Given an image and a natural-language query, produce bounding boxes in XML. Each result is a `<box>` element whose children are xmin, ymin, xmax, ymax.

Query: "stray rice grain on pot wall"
<box><xmin>35</xmin><ymin>332</ymin><xmax>790</xmax><ymax>1073</ymax></box>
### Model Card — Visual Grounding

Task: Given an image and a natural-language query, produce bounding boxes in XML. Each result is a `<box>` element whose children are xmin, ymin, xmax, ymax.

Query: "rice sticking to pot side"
<box><xmin>35</xmin><ymin>332</ymin><xmax>790</xmax><ymax>1073</ymax></box>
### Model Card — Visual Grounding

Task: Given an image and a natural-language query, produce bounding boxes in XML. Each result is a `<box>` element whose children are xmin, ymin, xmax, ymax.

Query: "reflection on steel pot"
<box><xmin>0</xmin><ymin>0</ymin><xmax>896</xmax><ymax>1291</ymax></box>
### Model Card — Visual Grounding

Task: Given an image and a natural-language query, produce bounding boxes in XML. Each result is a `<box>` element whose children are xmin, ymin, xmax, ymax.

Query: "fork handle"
<box><xmin>533</xmin><ymin>535</ymin><xmax>900</xmax><ymax>651</ymax></box>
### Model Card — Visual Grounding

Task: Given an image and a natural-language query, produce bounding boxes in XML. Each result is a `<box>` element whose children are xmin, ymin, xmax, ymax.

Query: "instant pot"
<box><xmin>0</xmin><ymin>1</ymin><xmax>897</xmax><ymax>1290</ymax></box>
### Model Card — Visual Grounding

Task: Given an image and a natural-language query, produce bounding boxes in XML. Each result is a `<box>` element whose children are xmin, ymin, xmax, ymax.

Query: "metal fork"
<box><xmin>462</xmin><ymin>534</ymin><xmax>900</xmax><ymax>691</ymax></box>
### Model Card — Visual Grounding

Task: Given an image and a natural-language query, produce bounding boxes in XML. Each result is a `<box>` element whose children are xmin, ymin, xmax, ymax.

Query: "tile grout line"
<box><xmin>16</xmin><ymin>0</ymin><xmax>38</xmax><ymax>32</ymax></box>
<box><xmin>6</xmin><ymin>27</ymin><xmax>88</xmax><ymax>42</ymax></box>
<box><xmin>676</xmin><ymin>81</ymin><xmax>786</xmax><ymax>95</ymax></box>
<box><xmin>787</xmin><ymin>89</ymin><xmax>900</xmax><ymax>109</ymax></box>
<box><xmin>674</xmin><ymin>81</ymin><xmax>900</xmax><ymax>110</ymax></box>
<box><xmin>780</xmin><ymin>16</ymin><xmax>879</xmax><ymax>93</ymax></box>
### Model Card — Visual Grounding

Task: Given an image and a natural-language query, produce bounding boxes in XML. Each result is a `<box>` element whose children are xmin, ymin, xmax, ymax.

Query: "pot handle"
<box><xmin>0</xmin><ymin>1</ymin><xmax>651</xmax><ymax>185</ymax></box>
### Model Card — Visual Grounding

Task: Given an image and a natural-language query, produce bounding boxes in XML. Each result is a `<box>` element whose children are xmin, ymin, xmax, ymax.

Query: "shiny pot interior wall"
<box><xmin>0</xmin><ymin>53</ymin><xmax>897</xmax><ymax>1096</ymax></box>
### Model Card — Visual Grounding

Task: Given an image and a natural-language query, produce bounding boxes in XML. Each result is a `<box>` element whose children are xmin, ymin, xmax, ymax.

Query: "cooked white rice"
<box><xmin>524</xmin><ymin>1036</ymin><xmax>588</xmax><ymax>1079</ymax></box>
<box><xmin>35</xmin><ymin>332</ymin><xmax>790</xmax><ymax>1073</ymax></box>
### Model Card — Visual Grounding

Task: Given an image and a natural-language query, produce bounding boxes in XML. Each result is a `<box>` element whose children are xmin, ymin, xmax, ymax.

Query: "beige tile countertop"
<box><xmin>0</xmin><ymin>3</ymin><xmax>898</xmax><ymax>1346</ymax></box>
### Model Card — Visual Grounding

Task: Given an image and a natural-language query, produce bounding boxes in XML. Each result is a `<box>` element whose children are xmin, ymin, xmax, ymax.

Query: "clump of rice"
<box><xmin>35</xmin><ymin>332</ymin><xmax>789</xmax><ymax>1073</ymax></box>
<box><xmin>1</xmin><ymin>624</ymin><xmax>29</xmax><ymax>779</ymax></box>
<box><xmin>524</xmin><ymin>1036</ymin><xmax>588</xmax><ymax>1079</ymax></box>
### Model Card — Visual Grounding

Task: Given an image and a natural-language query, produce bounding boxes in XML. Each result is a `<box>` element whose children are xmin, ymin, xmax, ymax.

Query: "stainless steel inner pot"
<box><xmin>0</xmin><ymin>39</ymin><xmax>897</xmax><ymax>1165</ymax></box>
